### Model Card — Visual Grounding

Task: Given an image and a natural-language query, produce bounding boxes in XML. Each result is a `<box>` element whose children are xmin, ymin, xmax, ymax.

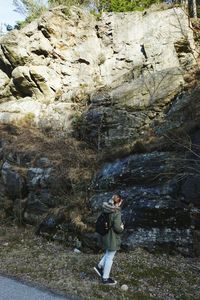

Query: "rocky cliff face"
<box><xmin>0</xmin><ymin>6</ymin><xmax>196</xmax><ymax>133</ymax></box>
<box><xmin>0</xmin><ymin>6</ymin><xmax>200</xmax><ymax>255</ymax></box>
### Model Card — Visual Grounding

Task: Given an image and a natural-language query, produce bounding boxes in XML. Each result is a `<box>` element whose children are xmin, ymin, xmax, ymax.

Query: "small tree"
<box><xmin>192</xmin><ymin>0</ymin><xmax>197</xmax><ymax>17</ymax></box>
<box><xmin>13</xmin><ymin>0</ymin><xmax>48</xmax><ymax>25</ymax></box>
<box><xmin>95</xmin><ymin>0</ymin><xmax>161</xmax><ymax>12</ymax></box>
<box><xmin>0</xmin><ymin>23</ymin><xmax>4</xmax><ymax>36</ymax></box>
<box><xmin>48</xmin><ymin>0</ymin><xmax>87</xmax><ymax>6</ymax></box>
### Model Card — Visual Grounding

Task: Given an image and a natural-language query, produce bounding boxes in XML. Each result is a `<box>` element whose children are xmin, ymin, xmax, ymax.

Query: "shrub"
<box><xmin>98</xmin><ymin>0</ymin><xmax>162</xmax><ymax>12</ymax></box>
<box><xmin>13</xmin><ymin>0</ymin><xmax>48</xmax><ymax>28</ymax></box>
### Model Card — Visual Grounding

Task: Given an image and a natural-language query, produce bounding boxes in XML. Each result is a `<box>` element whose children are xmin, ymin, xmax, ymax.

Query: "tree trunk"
<box><xmin>192</xmin><ymin>0</ymin><xmax>197</xmax><ymax>18</ymax></box>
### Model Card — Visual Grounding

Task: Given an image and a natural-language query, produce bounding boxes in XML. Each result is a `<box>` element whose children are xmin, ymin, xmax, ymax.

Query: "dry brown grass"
<box><xmin>0</xmin><ymin>123</ymin><xmax>97</xmax><ymax>183</ymax></box>
<box><xmin>0</xmin><ymin>123</ymin><xmax>99</xmax><ymax>230</ymax></box>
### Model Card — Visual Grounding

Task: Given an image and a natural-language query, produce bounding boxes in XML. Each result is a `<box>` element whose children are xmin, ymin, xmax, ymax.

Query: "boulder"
<box><xmin>121</xmin><ymin>228</ymin><xmax>193</xmax><ymax>255</ymax></box>
<box><xmin>12</xmin><ymin>66</ymin><xmax>61</xmax><ymax>100</ymax></box>
<box><xmin>0</xmin><ymin>69</ymin><xmax>9</xmax><ymax>88</ymax></box>
<box><xmin>25</xmin><ymin>189</ymin><xmax>55</xmax><ymax>216</ymax></box>
<box><xmin>27</xmin><ymin>167</ymin><xmax>54</xmax><ymax>190</ymax></box>
<box><xmin>0</xmin><ymin>97</ymin><xmax>42</xmax><ymax>124</ymax></box>
<box><xmin>1</xmin><ymin>161</ymin><xmax>27</xmax><ymax>200</ymax></box>
<box><xmin>91</xmin><ymin>152</ymin><xmax>183</xmax><ymax>190</ymax></box>
<box><xmin>88</xmin><ymin>147</ymin><xmax>198</xmax><ymax>254</ymax></box>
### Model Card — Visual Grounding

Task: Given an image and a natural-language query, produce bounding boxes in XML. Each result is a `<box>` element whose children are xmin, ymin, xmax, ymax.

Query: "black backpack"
<box><xmin>95</xmin><ymin>212</ymin><xmax>111</xmax><ymax>236</ymax></box>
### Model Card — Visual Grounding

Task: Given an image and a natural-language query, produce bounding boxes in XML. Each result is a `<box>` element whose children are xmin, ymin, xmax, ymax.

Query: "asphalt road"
<box><xmin>0</xmin><ymin>275</ymin><xmax>78</xmax><ymax>300</ymax></box>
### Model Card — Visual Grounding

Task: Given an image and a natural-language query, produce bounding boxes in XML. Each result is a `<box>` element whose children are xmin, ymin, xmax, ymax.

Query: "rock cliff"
<box><xmin>0</xmin><ymin>5</ymin><xmax>200</xmax><ymax>255</ymax></box>
<box><xmin>0</xmin><ymin>6</ymin><xmax>196</xmax><ymax>134</ymax></box>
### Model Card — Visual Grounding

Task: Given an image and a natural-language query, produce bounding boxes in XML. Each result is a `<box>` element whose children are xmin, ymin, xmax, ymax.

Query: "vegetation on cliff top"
<box><xmin>12</xmin><ymin>0</ymin><xmax>199</xmax><ymax>31</ymax></box>
<box><xmin>13</xmin><ymin>0</ymin><xmax>163</xmax><ymax>28</ymax></box>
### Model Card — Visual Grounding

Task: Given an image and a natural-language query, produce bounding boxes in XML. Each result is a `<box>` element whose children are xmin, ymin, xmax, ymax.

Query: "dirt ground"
<box><xmin>0</xmin><ymin>225</ymin><xmax>199</xmax><ymax>300</ymax></box>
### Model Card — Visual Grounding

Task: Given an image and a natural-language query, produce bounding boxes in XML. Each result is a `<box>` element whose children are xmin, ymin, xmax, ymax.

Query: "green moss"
<box><xmin>79</xmin><ymin>83</ymin><xmax>88</xmax><ymax>88</ymax></box>
<box><xmin>15</xmin><ymin>112</ymin><xmax>35</xmax><ymax>127</ymax></box>
<box><xmin>130</xmin><ymin>293</ymin><xmax>159</xmax><ymax>300</ymax></box>
<box><xmin>90</xmin><ymin>10</ymin><xmax>102</xmax><ymax>21</ymax></box>
<box><xmin>71</xmin><ymin>113</ymin><xmax>84</xmax><ymax>130</ymax></box>
<box><xmin>25</xmin><ymin>112</ymin><xmax>35</xmax><ymax>120</ymax></box>
<box><xmin>140</xmin><ymin>266</ymin><xmax>178</xmax><ymax>281</ymax></box>
<box><xmin>91</xmin><ymin>285</ymin><xmax>159</xmax><ymax>300</ymax></box>
<box><xmin>121</xmin><ymin>263</ymin><xmax>179</xmax><ymax>283</ymax></box>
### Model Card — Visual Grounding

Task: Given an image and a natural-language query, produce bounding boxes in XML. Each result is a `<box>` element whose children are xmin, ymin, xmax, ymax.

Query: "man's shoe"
<box><xmin>94</xmin><ymin>265</ymin><xmax>103</xmax><ymax>277</ymax></box>
<box><xmin>102</xmin><ymin>278</ymin><xmax>117</xmax><ymax>286</ymax></box>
